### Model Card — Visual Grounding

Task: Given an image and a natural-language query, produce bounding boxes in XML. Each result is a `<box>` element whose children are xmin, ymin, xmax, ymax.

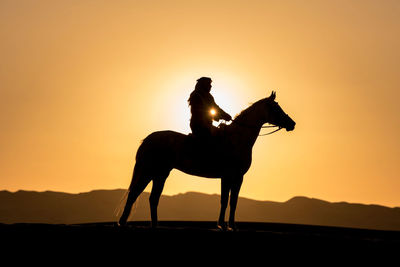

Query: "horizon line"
<box><xmin>1</xmin><ymin>188</ymin><xmax>398</xmax><ymax>209</ymax></box>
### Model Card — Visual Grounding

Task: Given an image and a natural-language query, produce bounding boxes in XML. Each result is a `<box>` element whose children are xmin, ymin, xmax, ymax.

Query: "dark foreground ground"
<box><xmin>1</xmin><ymin>221</ymin><xmax>399</xmax><ymax>263</ymax></box>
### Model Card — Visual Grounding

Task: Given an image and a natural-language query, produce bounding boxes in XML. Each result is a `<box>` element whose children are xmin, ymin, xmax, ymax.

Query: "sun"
<box><xmin>162</xmin><ymin>71</ymin><xmax>247</xmax><ymax>133</ymax></box>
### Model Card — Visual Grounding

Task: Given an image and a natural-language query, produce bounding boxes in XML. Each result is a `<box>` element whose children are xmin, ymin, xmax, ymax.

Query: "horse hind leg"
<box><xmin>118</xmin><ymin>166</ymin><xmax>151</xmax><ymax>227</ymax></box>
<box><xmin>228</xmin><ymin>176</ymin><xmax>243</xmax><ymax>231</ymax></box>
<box><xmin>149</xmin><ymin>172</ymin><xmax>169</xmax><ymax>228</ymax></box>
<box><xmin>218</xmin><ymin>177</ymin><xmax>231</xmax><ymax>231</ymax></box>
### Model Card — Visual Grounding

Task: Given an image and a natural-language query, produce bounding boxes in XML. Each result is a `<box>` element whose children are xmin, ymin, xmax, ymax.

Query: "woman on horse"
<box><xmin>188</xmin><ymin>77</ymin><xmax>232</xmax><ymax>138</ymax></box>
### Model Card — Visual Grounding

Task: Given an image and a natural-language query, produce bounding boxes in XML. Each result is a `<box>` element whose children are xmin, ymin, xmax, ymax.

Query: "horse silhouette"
<box><xmin>118</xmin><ymin>91</ymin><xmax>295</xmax><ymax>230</ymax></box>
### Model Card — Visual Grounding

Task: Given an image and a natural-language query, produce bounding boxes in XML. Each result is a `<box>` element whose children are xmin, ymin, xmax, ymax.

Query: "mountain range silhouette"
<box><xmin>1</xmin><ymin>189</ymin><xmax>399</xmax><ymax>231</ymax></box>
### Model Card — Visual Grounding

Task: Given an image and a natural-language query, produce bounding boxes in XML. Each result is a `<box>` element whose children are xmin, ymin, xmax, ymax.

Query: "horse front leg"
<box><xmin>217</xmin><ymin>177</ymin><xmax>231</xmax><ymax>230</ymax></box>
<box><xmin>228</xmin><ymin>176</ymin><xmax>243</xmax><ymax>231</ymax></box>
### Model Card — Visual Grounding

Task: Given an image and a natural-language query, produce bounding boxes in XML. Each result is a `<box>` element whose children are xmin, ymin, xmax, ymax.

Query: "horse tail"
<box><xmin>115</xmin><ymin>163</ymin><xmax>142</xmax><ymax>218</ymax></box>
<box><xmin>128</xmin><ymin>163</ymin><xmax>142</xmax><ymax>191</ymax></box>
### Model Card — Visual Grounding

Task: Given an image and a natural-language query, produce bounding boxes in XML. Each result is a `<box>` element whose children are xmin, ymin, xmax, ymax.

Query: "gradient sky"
<box><xmin>1</xmin><ymin>0</ymin><xmax>399</xmax><ymax>207</ymax></box>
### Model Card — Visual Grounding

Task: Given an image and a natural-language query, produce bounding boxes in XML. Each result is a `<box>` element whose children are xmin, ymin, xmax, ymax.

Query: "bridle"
<box><xmin>230</xmin><ymin>121</ymin><xmax>283</xmax><ymax>136</ymax></box>
<box><xmin>258</xmin><ymin>112</ymin><xmax>291</xmax><ymax>136</ymax></box>
<box><xmin>259</xmin><ymin>125</ymin><xmax>282</xmax><ymax>136</ymax></box>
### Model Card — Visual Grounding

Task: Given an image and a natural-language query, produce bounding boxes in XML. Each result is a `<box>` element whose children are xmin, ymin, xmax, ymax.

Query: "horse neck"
<box><xmin>230</xmin><ymin>106</ymin><xmax>265</xmax><ymax>150</ymax></box>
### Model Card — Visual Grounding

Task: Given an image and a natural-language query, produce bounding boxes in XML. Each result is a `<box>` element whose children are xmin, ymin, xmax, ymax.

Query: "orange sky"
<box><xmin>1</xmin><ymin>0</ymin><xmax>399</xmax><ymax>207</ymax></box>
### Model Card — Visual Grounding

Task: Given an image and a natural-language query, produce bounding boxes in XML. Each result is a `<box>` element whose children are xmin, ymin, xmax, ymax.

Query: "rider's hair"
<box><xmin>195</xmin><ymin>77</ymin><xmax>212</xmax><ymax>91</ymax></box>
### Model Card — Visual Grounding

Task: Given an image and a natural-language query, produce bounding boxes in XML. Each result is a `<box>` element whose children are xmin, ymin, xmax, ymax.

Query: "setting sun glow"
<box><xmin>210</xmin><ymin>109</ymin><xmax>216</xmax><ymax>116</ymax></box>
<box><xmin>0</xmin><ymin>0</ymin><xmax>399</xmax><ymax>207</ymax></box>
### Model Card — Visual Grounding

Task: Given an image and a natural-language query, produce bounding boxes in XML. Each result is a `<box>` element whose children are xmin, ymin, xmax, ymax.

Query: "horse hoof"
<box><xmin>227</xmin><ymin>226</ymin><xmax>237</xmax><ymax>232</ymax></box>
<box><xmin>227</xmin><ymin>223</ymin><xmax>237</xmax><ymax>232</ymax></box>
<box><xmin>217</xmin><ymin>222</ymin><xmax>227</xmax><ymax>231</ymax></box>
<box><xmin>151</xmin><ymin>222</ymin><xmax>158</xmax><ymax>229</ymax></box>
<box><xmin>117</xmin><ymin>220</ymin><xmax>127</xmax><ymax>228</ymax></box>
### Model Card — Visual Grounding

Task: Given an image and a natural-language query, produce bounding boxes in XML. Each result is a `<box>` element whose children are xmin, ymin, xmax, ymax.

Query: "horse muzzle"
<box><xmin>285</xmin><ymin>120</ymin><xmax>296</xmax><ymax>132</ymax></box>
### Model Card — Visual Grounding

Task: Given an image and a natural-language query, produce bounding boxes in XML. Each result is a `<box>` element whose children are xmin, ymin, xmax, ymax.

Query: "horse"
<box><xmin>118</xmin><ymin>91</ymin><xmax>296</xmax><ymax>230</ymax></box>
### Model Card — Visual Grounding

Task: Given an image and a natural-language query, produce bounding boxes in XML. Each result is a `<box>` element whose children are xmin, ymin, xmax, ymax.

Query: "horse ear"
<box><xmin>268</xmin><ymin>91</ymin><xmax>276</xmax><ymax>101</ymax></box>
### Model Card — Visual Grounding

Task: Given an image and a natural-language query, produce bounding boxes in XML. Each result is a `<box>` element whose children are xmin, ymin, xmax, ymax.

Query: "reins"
<box><xmin>259</xmin><ymin>125</ymin><xmax>282</xmax><ymax>136</ymax></box>
<box><xmin>231</xmin><ymin>120</ymin><xmax>283</xmax><ymax>136</ymax></box>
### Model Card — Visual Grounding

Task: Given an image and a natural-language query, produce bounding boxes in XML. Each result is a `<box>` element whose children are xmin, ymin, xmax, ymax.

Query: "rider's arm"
<box><xmin>210</xmin><ymin>96</ymin><xmax>232</xmax><ymax>121</ymax></box>
<box><xmin>215</xmin><ymin>105</ymin><xmax>232</xmax><ymax>121</ymax></box>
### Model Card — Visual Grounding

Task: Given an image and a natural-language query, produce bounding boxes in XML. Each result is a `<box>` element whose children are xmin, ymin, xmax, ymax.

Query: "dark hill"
<box><xmin>1</xmin><ymin>189</ymin><xmax>400</xmax><ymax>231</ymax></box>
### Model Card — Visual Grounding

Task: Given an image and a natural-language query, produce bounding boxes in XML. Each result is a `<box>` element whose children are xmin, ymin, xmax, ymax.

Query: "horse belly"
<box><xmin>174</xmin><ymin>158</ymin><xmax>223</xmax><ymax>178</ymax></box>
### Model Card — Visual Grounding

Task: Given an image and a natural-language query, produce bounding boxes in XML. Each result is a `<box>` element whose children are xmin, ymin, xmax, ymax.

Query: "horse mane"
<box><xmin>233</xmin><ymin>99</ymin><xmax>265</xmax><ymax>123</ymax></box>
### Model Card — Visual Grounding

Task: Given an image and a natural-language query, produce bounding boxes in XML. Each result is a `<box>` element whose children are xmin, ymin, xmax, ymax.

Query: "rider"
<box><xmin>188</xmin><ymin>77</ymin><xmax>232</xmax><ymax>139</ymax></box>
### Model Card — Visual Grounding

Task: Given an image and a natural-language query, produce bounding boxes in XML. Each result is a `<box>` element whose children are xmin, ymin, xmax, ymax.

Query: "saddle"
<box><xmin>186</xmin><ymin>125</ymin><xmax>230</xmax><ymax>160</ymax></box>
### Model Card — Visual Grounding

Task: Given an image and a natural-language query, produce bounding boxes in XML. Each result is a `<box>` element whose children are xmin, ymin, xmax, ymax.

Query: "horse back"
<box><xmin>137</xmin><ymin>130</ymin><xmax>231</xmax><ymax>177</ymax></box>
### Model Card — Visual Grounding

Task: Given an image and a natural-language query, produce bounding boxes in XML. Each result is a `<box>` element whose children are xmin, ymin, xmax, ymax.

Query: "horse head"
<box><xmin>263</xmin><ymin>91</ymin><xmax>296</xmax><ymax>131</ymax></box>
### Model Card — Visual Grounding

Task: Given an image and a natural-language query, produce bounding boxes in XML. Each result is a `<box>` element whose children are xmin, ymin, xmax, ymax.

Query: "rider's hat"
<box><xmin>196</xmin><ymin>77</ymin><xmax>212</xmax><ymax>84</ymax></box>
